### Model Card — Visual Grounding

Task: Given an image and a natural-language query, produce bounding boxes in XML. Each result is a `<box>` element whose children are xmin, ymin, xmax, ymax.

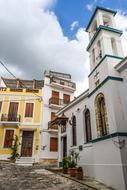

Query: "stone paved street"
<box><xmin>0</xmin><ymin>161</ymin><xmax>91</xmax><ymax>190</ymax></box>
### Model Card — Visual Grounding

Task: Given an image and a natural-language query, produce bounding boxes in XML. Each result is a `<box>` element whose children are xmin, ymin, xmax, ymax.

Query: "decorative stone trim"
<box><xmin>87</xmin><ymin>25</ymin><xmax>123</xmax><ymax>51</ymax></box>
<box><xmin>88</xmin><ymin>76</ymin><xmax>123</xmax><ymax>97</ymax></box>
<box><xmin>88</xmin><ymin>54</ymin><xmax>123</xmax><ymax>77</ymax></box>
<box><xmin>86</xmin><ymin>6</ymin><xmax>117</xmax><ymax>31</ymax></box>
<box><xmin>85</xmin><ymin>132</ymin><xmax>127</xmax><ymax>144</ymax></box>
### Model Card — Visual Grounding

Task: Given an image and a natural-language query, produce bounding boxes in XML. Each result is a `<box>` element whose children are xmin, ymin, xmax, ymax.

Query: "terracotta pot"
<box><xmin>76</xmin><ymin>171</ymin><xmax>83</xmax><ymax>180</ymax></box>
<box><xmin>69</xmin><ymin>168</ymin><xmax>77</xmax><ymax>177</ymax></box>
<box><xmin>62</xmin><ymin>168</ymin><xmax>68</xmax><ymax>174</ymax></box>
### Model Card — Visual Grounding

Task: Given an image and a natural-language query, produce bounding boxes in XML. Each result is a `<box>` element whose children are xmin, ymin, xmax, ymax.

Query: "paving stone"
<box><xmin>0</xmin><ymin>161</ymin><xmax>114</xmax><ymax>190</ymax></box>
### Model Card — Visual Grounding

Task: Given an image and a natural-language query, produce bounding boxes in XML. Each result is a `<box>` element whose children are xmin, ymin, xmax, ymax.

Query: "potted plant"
<box><xmin>76</xmin><ymin>167</ymin><xmax>84</xmax><ymax>180</ymax></box>
<box><xmin>62</xmin><ymin>156</ymin><xmax>69</xmax><ymax>174</ymax></box>
<box><xmin>68</xmin><ymin>150</ymin><xmax>79</xmax><ymax>177</ymax></box>
<box><xmin>10</xmin><ymin>135</ymin><xmax>20</xmax><ymax>161</ymax></box>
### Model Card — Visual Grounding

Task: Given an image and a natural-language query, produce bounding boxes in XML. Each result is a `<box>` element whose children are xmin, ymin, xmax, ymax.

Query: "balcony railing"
<box><xmin>48</xmin><ymin>121</ymin><xmax>58</xmax><ymax>130</ymax></box>
<box><xmin>49</xmin><ymin>97</ymin><xmax>70</xmax><ymax>106</ymax></box>
<box><xmin>1</xmin><ymin>114</ymin><xmax>21</xmax><ymax>122</ymax></box>
<box><xmin>50</xmin><ymin>78</ymin><xmax>76</xmax><ymax>89</ymax></box>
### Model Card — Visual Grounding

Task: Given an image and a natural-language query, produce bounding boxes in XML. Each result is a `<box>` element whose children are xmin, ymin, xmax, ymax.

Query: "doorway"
<box><xmin>21</xmin><ymin>131</ymin><xmax>34</xmax><ymax>157</ymax></box>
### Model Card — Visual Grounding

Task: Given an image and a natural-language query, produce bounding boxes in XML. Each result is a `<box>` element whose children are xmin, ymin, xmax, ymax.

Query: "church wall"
<box><xmin>59</xmin><ymin>82</ymin><xmax>126</xmax><ymax>189</ymax></box>
<box><xmin>92</xmin><ymin>137</ymin><xmax>125</xmax><ymax>190</ymax></box>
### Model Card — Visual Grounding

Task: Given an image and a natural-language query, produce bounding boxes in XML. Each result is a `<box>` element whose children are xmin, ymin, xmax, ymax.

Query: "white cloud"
<box><xmin>70</xmin><ymin>21</ymin><xmax>79</xmax><ymax>31</ymax></box>
<box><xmin>1</xmin><ymin>1</ymin><xmax>126</xmax><ymax>97</ymax></box>
<box><xmin>86</xmin><ymin>4</ymin><xmax>93</xmax><ymax>12</ymax></box>
<box><xmin>0</xmin><ymin>0</ymin><xmax>89</xmax><ymax>88</ymax></box>
<box><xmin>86</xmin><ymin>0</ymin><xmax>97</xmax><ymax>11</ymax></box>
<box><xmin>115</xmin><ymin>11</ymin><xmax>127</xmax><ymax>56</ymax></box>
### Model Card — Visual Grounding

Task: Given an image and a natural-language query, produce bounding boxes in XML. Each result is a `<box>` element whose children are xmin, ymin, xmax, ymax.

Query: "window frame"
<box><xmin>84</xmin><ymin>109</ymin><xmax>92</xmax><ymax>143</ymax></box>
<box><xmin>25</xmin><ymin>102</ymin><xmax>34</xmax><ymax>118</ymax></box>
<box><xmin>72</xmin><ymin>115</ymin><xmax>77</xmax><ymax>146</ymax></box>
<box><xmin>3</xmin><ymin>129</ymin><xmax>15</xmax><ymax>149</ymax></box>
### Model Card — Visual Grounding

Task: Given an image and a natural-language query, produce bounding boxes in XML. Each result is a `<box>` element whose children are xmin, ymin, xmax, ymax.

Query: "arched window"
<box><xmin>72</xmin><ymin>115</ymin><xmax>77</xmax><ymax>146</ymax></box>
<box><xmin>95</xmin><ymin>93</ymin><xmax>109</xmax><ymax>137</ymax></box>
<box><xmin>85</xmin><ymin>109</ymin><xmax>92</xmax><ymax>142</ymax></box>
<box><xmin>111</xmin><ymin>38</ymin><xmax>118</xmax><ymax>56</ymax></box>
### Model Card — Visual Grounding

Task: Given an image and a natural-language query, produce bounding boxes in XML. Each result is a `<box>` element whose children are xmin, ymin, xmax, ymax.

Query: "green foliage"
<box><xmin>68</xmin><ymin>150</ymin><xmax>80</xmax><ymax>168</ymax></box>
<box><xmin>62</xmin><ymin>156</ymin><xmax>69</xmax><ymax>169</ymax></box>
<box><xmin>10</xmin><ymin>135</ymin><xmax>20</xmax><ymax>161</ymax></box>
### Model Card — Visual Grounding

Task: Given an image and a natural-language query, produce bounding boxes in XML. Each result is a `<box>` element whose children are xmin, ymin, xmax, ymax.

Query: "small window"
<box><xmin>4</xmin><ymin>130</ymin><xmax>14</xmax><ymax>148</ymax></box>
<box><xmin>63</xmin><ymin>94</ymin><xmax>70</xmax><ymax>104</ymax></box>
<box><xmin>0</xmin><ymin>101</ymin><xmax>2</xmax><ymax>113</ymax></box>
<box><xmin>92</xmin><ymin>48</ymin><xmax>95</xmax><ymax>66</ymax></box>
<box><xmin>25</xmin><ymin>103</ymin><xmax>34</xmax><ymax>117</ymax></box>
<box><xmin>50</xmin><ymin>137</ymin><xmax>58</xmax><ymax>152</ymax></box>
<box><xmin>111</xmin><ymin>38</ymin><xmax>117</xmax><ymax>56</ymax></box>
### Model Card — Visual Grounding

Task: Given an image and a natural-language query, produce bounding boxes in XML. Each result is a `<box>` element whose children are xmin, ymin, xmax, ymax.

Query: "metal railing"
<box><xmin>1</xmin><ymin>114</ymin><xmax>21</xmax><ymax>122</ymax></box>
<box><xmin>49</xmin><ymin>97</ymin><xmax>70</xmax><ymax>106</ymax></box>
<box><xmin>50</xmin><ymin>78</ymin><xmax>76</xmax><ymax>89</ymax></box>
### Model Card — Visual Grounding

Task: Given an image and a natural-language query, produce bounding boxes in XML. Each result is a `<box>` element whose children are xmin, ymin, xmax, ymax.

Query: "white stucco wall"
<box><xmin>41</xmin><ymin>76</ymin><xmax>75</xmax><ymax>160</ymax></box>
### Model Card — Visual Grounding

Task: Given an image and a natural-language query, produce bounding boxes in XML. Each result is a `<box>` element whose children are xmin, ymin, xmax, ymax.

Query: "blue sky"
<box><xmin>54</xmin><ymin>0</ymin><xmax>127</xmax><ymax>38</ymax></box>
<box><xmin>0</xmin><ymin>0</ymin><xmax>127</xmax><ymax>95</ymax></box>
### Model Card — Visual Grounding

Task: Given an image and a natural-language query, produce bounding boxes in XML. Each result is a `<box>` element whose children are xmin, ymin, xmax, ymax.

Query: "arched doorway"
<box><xmin>95</xmin><ymin>93</ymin><xmax>109</xmax><ymax>137</ymax></box>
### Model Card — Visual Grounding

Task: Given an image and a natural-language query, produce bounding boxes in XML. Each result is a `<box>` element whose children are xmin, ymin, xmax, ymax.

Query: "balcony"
<box><xmin>0</xmin><ymin>114</ymin><xmax>20</xmax><ymax>126</ymax></box>
<box><xmin>49</xmin><ymin>97</ymin><xmax>69</xmax><ymax>109</ymax></box>
<box><xmin>50</xmin><ymin>77</ymin><xmax>76</xmax><ymax>92</ymax></box>
<box><xmin>48</xmin><ymin>121</ymin><xmax>58</xmax><ymax>133</ymax></box>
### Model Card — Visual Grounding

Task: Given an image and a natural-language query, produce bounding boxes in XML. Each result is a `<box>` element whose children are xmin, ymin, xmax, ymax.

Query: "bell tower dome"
<box><xmin>86</xmin><ymin>7</ymin><xmax>124</xmax><ymax>93</ymax></box>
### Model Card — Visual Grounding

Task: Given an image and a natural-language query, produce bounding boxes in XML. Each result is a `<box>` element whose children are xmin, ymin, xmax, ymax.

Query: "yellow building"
<box><xmin>0</xmin><ymin>78</ymin><xmax>43</xmax><ymax>164</ymax></box>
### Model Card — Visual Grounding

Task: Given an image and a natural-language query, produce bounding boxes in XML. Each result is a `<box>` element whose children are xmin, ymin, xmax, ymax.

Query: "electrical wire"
<box><xmin>0</xmin><ymin>60</ymin><xmax>42</xmax><ymax>99</ymax></box>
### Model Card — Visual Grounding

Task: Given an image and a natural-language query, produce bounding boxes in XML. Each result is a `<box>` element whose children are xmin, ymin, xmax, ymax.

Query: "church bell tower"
<box><xmin>86</xmin><ymin>7</ymin><xmax>124</xmax><ymax>93</ymax></box>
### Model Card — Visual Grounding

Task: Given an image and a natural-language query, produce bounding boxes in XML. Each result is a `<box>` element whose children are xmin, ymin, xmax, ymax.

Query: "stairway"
<box><xmin>16</xmin><ymin>157</ymin><xmax>35</xmax><ymax>166</ymax></box>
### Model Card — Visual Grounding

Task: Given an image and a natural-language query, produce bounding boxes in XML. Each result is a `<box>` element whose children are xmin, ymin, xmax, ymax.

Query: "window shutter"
<box><xmin>51</xmin><ymin>112</ymin><xmax>56</xmax><ymax>121</ymax></box>
<box><xmin>50</xmin><ymin>137</ymin><xmax>58</xmax><ymax>152</ymax></box>
<box><xmin>4</xmin><ymin>130</ymin><xmax>14</xmax><ymax>148</ymax></box>
<box><xmin>25</xmin><ymin>103</ymin><xmax>34</xmax><ymax>117</ymax></box>
<box><xmin>63</xmin><ymin>94</ymin><xmax>70</xmax><ymax>104</ymax></box>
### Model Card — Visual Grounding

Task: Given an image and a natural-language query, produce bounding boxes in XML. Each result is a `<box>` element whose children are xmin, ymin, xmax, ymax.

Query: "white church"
<box><xmin>54</xmin><ymin>6</ymin><xmax>127</xmax><ymax>190</ymax></box>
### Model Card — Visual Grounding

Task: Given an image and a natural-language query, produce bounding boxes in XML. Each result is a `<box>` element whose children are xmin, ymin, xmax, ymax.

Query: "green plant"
<box><xmin>68</xmin><ymin>150</ymin><xmax>80</xmax><ymax>168</ymax></box>
<box><xmin>62</xmin><ymin>156</ymin><xmax>69</xmax><ymax>169</ymax></box>
<box><xmin>10</xmin><ymin>135</ymin><xmax>20</xmax><ymax>161</ymax></box>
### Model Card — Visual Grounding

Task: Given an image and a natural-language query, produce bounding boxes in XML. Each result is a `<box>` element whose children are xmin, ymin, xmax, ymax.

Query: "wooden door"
<box><xmin>21</xmin><ymin>131</ymin><xmax>34</xmax><ymax>157</ymax></box>
<box><xmin>50</xmin><ymin>137</ymin><xmax>58</xmax><ymax>152</ymax></box>
<box><xmin>63</xmin><ymin>94</ymin><xmax>70</xmax><ymax>104</ymax></box>
<box><xmin>63</xmin><ymin>136</ymin><xmax>67</xmax><ymax>157</ymax></box>
<box><xmin>8</xmin><ymin>102</ymin><xmax>19</xmax><ymax>121</ymax></box>
<box><xmin>52</xmin><ymin>91</ymin><xmax>59</xmax><ymax>105</ymax></box>
<box><xmin>51</xmin><ymin>112</ymin><xmax>57</xmax><ymax>129</ymax></box>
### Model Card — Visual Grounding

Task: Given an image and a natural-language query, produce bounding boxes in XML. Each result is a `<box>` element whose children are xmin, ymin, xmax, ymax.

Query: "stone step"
<box><xmin>16</xmin><ymin>157</ymin><xmax>35</xmax><ymax>166</ymax></box>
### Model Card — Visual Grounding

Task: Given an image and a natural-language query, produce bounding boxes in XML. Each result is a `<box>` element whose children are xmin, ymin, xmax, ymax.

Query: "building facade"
<box><xmin>0</xmin><ymin>78</ymin><xmax>43</xmax><ymax>164</ymax></box>
<box><xmin>57</xmin><ymin>7</ymin><xmax>127</xmax><ymax>190</ymax></box>
<box><xmin>40</xmin><ymin>71</ymin><xmax>76</xmax><ymax>165</ymax></box>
